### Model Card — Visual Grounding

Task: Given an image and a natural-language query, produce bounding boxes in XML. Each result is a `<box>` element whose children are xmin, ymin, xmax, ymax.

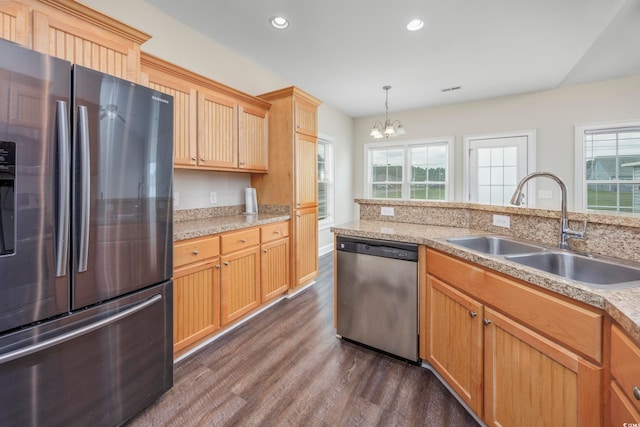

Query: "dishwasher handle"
<box><xmin>336</xmin><ymin>236</ymin><xmax>418</xmax><ymax>261</ymax></box>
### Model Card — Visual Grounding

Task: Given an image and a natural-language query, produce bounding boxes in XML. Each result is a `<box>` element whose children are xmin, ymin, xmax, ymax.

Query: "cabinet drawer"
<box><xmin>611</xmin><ymin>325</ymin><xmax>640</xmax><ymax>413</ymax></box>
<box><xmin>483</xmin><ymin>271</ymin><xmax>603</xmax><ymax>362</ymax></box>
<box><xmin>174</xmin><ymin>236</ymin><xmax>220</xmax><ymax>269</ymax></box>
<box><xmin>221</xmin><ymin>228</ymin><xmax>260</xmax><ymax>254</ymax></box>
<box><xmin>261</xmin><ymin>221</ymin><xmax>289</xmax><ymax>244</ymax></box>
<box><xmin>610</xmin><ymin>380</ymin><xmax>640</xmax><ymax>425</ymax></box>
<box><xmin>426</xmin><ymin>249</ymin><xmax>484</xmax><ymax>289</ymax></box>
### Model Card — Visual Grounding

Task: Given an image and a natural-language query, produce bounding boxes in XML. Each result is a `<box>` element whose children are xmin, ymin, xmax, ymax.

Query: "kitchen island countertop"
<box><xmin>174</xmin><ymin>213</ymin><xmax>290</xmax><ymax>241</ymax></box>
<box><xmin>332</xmin><ymin>219</ymin><xmax>640</xmax><ymax>345</ymax></box>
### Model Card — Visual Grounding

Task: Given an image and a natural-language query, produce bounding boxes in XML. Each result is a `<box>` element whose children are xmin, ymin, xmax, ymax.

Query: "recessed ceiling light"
<box><xmin>406</xmin><ymin>19</ymin><xmax>424</xmax><ymax>31</ymax></box>
<box><xmin>270</xmin><ymin>16</ymin><xmax>289</xmax><ymax>30</ymax></box>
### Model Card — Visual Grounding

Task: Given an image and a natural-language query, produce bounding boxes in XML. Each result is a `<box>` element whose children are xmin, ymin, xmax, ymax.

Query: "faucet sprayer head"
<box><xmin>510</xmin><ymin>188</ymin><xmax>525</xmax><ymax>205</ymax></box>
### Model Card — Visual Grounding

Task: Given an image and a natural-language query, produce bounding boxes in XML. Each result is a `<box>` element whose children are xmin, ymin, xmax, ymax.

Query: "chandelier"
<box><xmin>370</xmin><ymin>85</ymin><xmax>406</xmax><ymax>139</ymax></box>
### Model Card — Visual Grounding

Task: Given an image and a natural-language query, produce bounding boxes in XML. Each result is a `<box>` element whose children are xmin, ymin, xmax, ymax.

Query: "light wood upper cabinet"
<box><xmin>0</xmin><ymin>1</ymin><xmax>29</xmax><ymax>46</ymax></box>
<box><xmin>239</xmin><ymin>104</ymin><xmax>268</xmax><ymax>171</ymax></box>
<box><xmin>295</xmin><ymin>133</ymin><xmax>317</xmax><ymax>209</ymax></box>
<box><xmin>32</xmin><ymin>0</ymin><xmax>150</xmax><ymax>82</ymax></box>
<box><xmin>198</xmin><ymin>90</ymin><xmax>237</xmax><ymax>169</ymax></box>
<box><xmin>141</xmin><ymin>55</ymin><xmax>198</xmax><ymax>167</ymax></box>
<box><xmin>294</xmin><ymin>98</ymin><xmax>318</xmax><ymax>137</ymax></box>
<box><xmin>141</xmin><ymin>53</ymin><xmax>270</xmax><ymax>172</ymax></box>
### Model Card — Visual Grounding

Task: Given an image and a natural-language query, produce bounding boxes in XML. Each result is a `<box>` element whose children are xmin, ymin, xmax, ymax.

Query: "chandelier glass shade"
<box><xmin>370</xmin><ymin>85</ymin><xmax>406</xmax><ymax>139</ymax></box>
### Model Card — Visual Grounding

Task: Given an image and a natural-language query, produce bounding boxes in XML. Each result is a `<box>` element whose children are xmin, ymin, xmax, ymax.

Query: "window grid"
<box><xmin>584</xmin><ymin>128</ymin><xmax>640</xmax><ymax>213</ymax></box>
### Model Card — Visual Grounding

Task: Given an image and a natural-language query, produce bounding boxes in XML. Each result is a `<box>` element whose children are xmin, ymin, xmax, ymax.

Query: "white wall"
<box><xmin>318</xmin><ymin>104</ymin><xmax>356</xmax><ymax>255</ymax></box>
<box><xmin>354</xmin><ymin>73</ymin><xmax>640</xmax><ymax>211</ymax></box>
<box><xmin>79</xmin><ymin>0</ymin><xmax>356</xmax><ymax>227</ymax></box>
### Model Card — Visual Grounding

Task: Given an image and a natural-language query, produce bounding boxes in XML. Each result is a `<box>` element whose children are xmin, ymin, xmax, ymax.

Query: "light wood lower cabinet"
<box><xmin>221</xmin><ymin>245</ymin><xmax>260</xmax><ymax>325</ymax></box>
<box><xmin>295</xmin><ymin>207</ymin><xmax>318</xmax><ymax>287</ymax></box>
<box><xmin>609</xmin><ymin>325</ymin><xmax>640</xmax><ymax>425</ymax></box>
<box><xmin>427</xmin><ymin>275</ymin><xmax>483</xmax><ymax>415</ymax></box>
<box><xmin>173</xmin><ymin>236</ymin><xmax>221</xmax><ymax>353</ymax></box>
<box><xmin>425</xmin><ymin>248</ymin><xmax>604</xmax><ymax>426</ymax></box>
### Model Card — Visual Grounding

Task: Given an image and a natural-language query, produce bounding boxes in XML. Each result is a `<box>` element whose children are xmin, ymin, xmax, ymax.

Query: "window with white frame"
<box><xmin>575</xmin><ymin>122</ymin><xmax>640</xmax><ymax>213</ymax></box>
<box><xmin>317</xmin><ymin>135</ymin><xmax>334</xmax><ymax>227</ymax></box>
<box><xmin>465</xmin><ymin>131</ymin><xmax>535</xmax><ymax>206</ymax></box>
<box><xmin>365</xmin><ymin>138</ymin><xmax>453</xmax><ymax>200</ymax></box>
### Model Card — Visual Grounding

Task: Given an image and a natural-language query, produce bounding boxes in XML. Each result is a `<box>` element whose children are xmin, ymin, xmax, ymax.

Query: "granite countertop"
<box><xmin>174</xmin><ymin>213</ymin><xmax>290</xmax><ymax>241</ymax></box>
<box><xmin>331</xmin><ymin>219</ymin><xmax>640</xmax><ymax>344</ymax></box>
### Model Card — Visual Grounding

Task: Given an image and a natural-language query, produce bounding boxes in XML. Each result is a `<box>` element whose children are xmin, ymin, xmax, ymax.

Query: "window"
<box><xmin>575</xmin><ymin>122</ymin><xmax>640</xmax><ymax>213</ymax></box>
<box><xmin>365</xmin><ymin>138</ymin><xmax>453</xmax><ymax>200</ymax></box>
<box><xmin>465</xmin><ymin>131</ymin><xmax>535</xmax><ymax>206</ymax></box>
<box><xmin>317</xmin><ymin>135</ymin><xmax>334</xmax><ymax>227</ymax></box>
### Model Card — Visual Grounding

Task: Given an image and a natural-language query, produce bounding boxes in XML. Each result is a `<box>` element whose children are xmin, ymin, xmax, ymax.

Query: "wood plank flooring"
<box><xmin>126</xmin><ymin>253</ymin><xmax>479</xmax><ymax>427</ymax></box>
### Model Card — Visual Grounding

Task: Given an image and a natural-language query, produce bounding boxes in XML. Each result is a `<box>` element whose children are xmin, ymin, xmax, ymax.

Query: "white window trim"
<box><xmin>318</xmin><ymin>132</ymin><xmax>335</xmax><ymax>230</ymax></box>
<box><xmin>463</xmin><ymin>129</ymin><xmax>537</xmax><ymax>205</ymax></box>
<box><xmin>574</xmin><ymin>119</ymin><xmax>640</xmax><ymax>211</ymax></box>
<box><xmin>363</xmin><ymin>137</ymin><xmax>454</xmax><ymax>200</ymax></box>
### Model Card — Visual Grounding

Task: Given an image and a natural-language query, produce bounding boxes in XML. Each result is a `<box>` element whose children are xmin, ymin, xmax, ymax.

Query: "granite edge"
<box><xmin>174</xmin><ymin>214</ymin><xmax>291</xmax><ymax>241</ymax></box>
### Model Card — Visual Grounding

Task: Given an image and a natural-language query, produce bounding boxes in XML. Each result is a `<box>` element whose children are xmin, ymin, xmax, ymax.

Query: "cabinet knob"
<box><xmin>274</xmin><ymin>230</ymin><xmax>280</xmax><ymax>235</ymax></box>
<box><xmin>263</xmin><ymin>249</ymin><xmax>268</xmax><ymax>254</ymax></box>
<box><xmin>634</xmin><ymin>386</ymin><xmax>640</xmax><ymax>401</ymax></box>
<box><xmin>215</xmin><ymin>264</ymin><xmax>221</xmax><ymax>269</ymax></box>
<box><xmin>469</xmin><ymin>311</ymin><xmax>477</xmax><ymax>318</ymax></box>
<box><xmin>223</xmin><ymin>261</ymin><xmax>229</xmax><ymax>266</ymax></box>
<box><xmin>240</xmin><ymin>161</ymin><xmax>245</xmax><ymax>166</ymax></box>
<box><xmin>240</xmin><ymin>239</ymin><xmax>246</xmax><ymax>243</ymax></box>
<box><xmin>191</xmin><ymin>156</ymin><xmax>196</xmax><ymax>161</ymax></box>
<box><xmin>193</xmin><ymin>249</ymin><xmax>199</xmax><ymax>255</ymax></box>
<box><xmin>483</xmin><ymin>319</ymin><xmax>492</xmax><ymax>326</ymax></box>
<box><xmin>201</xmin><ymin>157</ymin><xmax>205</xmax><ymax>161</ymax></box>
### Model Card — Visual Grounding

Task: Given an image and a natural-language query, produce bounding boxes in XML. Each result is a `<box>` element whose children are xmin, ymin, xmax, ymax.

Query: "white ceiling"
<box><xmin>146</xmin><ymin>0</ymin><xmax>640</xmax><ymax>118</ymax></box>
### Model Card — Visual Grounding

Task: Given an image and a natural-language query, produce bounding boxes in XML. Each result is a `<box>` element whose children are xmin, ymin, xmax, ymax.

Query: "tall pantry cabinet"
<box><xmin>252</xmin><ymin>87</ymin><xmax>322</xmax><ymax>290</ymax></box>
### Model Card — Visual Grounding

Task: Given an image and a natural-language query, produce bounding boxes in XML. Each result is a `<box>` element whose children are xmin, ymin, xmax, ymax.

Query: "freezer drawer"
<box><xmin>0</xmin><ymin>281</ymin><xmax>173</xmax><ymax>426</ymax></box>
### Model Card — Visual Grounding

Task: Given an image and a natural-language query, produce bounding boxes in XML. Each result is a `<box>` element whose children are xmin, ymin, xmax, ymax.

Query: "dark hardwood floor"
<box><xmin>127</xmin><ymin>253</ymin><xmax>479</xmax><ymax>426</ymax></box>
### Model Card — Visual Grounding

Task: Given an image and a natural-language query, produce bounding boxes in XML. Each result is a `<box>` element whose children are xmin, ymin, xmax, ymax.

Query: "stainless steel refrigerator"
<box><xmin>0</xmin><ymin>39</ymin><xmax>174</xmax><ymax>426</ymax></box>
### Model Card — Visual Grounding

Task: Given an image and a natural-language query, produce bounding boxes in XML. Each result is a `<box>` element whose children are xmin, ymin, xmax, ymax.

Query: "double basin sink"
<box><xmin>445</xmin><ymin>236</ymin><xmax>640</xmax><ymax>290</ymax></box>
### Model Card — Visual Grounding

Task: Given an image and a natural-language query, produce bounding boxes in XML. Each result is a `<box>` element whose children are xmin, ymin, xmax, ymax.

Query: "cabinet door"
<box><xmin>0</xmin><ymin>1</ymin><xmax>29</xmax><ymax>46</ymax></box>
<box><xmin>294</xmin><ymin>208</ymin><xmax>318</xmax><ymax>287</ymax></box>
<box><xmin>32</xmin><ymin>9</ymin><xmax>145</xmax><ymax>82</ymax></box>
<box><xmin>221</xmin><ymin>246</ymin><xmax>260</xmax><ymax>325</ymax></box>
<box><xmin>238</xmin><ymin>104</ymin><xmax>268</xmax><ymax>172</ymax></box>
<box><xmin>483</xmin><ymin>307</ymin><xmax>602</xmax><ymax>427</ymax></box>
<box><xmin>295</xmin><ymin>133</ymin><xmax>317</xmax><ymax>209</ymax></box>
<box><xmin>610</xmin><ymin>380</ymin><xmax>640</xmax><ymax>426</ymax></box>
<box><xmin>198</xmin><ymin>91</ymin><xmax>237</xmax><ymax>169</ymax></box>
<box><xmin>173</xmin><ymin>261</ymin><xmax>221</xmax><ymax>353</ymax></box>
<box><xmin>261</xmin><ymin>238</ymin><xmax>289</xmax><ymax>302</ymax></box>
<box><xmin>146</xmin><ymin>75</ymin><xmax>197</xmax><ymax>167</ymax></box>
<box><xmin>294</xmin><ymin>98</ymin><xmax>318</xmax><ymax>137</ymax></box>
<box><xmin>427</xmin><ymin>275</ymin><xmax>484</xmax><ymax>415</ymax></box>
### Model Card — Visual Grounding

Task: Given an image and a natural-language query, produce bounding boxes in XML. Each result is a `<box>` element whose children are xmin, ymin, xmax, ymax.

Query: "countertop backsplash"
<box><xmin>356</xmin><ymin>198</ymin><xmax>640</xmax><ymax>263</ymax></box>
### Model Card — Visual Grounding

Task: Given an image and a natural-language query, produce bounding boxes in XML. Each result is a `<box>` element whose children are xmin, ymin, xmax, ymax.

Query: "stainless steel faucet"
<box><xmin>510</xmin><ymin>172</ymin><xmax>587</xmax><ymax>249</ymax></box>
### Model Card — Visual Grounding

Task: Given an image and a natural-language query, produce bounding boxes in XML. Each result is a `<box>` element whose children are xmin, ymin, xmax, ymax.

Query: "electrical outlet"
<box><xmin>493</xmin><ymin>214</ymin><xmax>510</xmax><ymax>228</ymax></box>
<box><xmin>210</xmin><ymin>192</ymin><xmax>217</xmax><ymax>204</ymax></box>
<box><xmin>381</xmin><ymin>206</ymin><xmax>395</xmax><ymax>216</ymax></box>
<box><xmin>538</xmin><ymin>190</ymin><xmax>553</xmax><ymax>199</ymax></box>
<box><xmin>173</xmin><ymin>192</ymin><xmax>180</xmax><ymax>207</ymax></box>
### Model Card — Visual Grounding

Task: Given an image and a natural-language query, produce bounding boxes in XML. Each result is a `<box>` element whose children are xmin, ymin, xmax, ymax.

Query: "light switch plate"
<box><xmin>493</xmin><ymin>214</ymin><xmax>510</xmax><ymax>228</ymax></box>
<box><xmin>381</xmin><ymin>206</ymin><xmax>395</xmax><ymax>216</ymax></box>
<box><xmin>210</xmin><ymin>192</ymin><xmax>217</xmax><ymax>204</ymax></box>
<box><xmin>173</xmin><ymin>192</ymin><xmax>180</xmax><ymax>207</ymax></box>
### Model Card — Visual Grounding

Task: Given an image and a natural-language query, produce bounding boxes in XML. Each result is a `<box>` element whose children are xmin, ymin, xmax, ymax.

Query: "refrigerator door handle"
<box><xmin>55</xmin><ymin>100</ymin><xmax>70</xmax><ymax>277</ymax></box>
<box><xmin>0</xmin><ymin>293</ymin><xmax>163</xmax><ymax>365</ymax></box>
<box><xmin>77</xmin><ymin>105</ymin><xmax>91</xmax><ymax>272</ymax></box>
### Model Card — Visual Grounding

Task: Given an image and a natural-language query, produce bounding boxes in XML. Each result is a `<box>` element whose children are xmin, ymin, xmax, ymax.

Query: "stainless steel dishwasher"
<box><xmin>336</xmin><ymin>235</ymin><xmax>419</xmax><ymax>363</ymax></box>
